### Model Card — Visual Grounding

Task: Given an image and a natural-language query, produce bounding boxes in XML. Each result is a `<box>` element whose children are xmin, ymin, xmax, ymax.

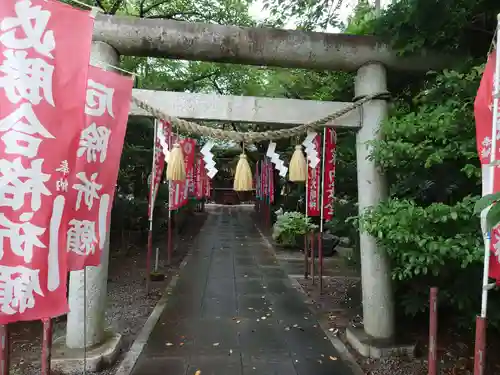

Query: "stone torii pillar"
<box><xmin>52</xmin><ymin>41</ymin><xmax>122</xmax><ymax>373</ymax></box>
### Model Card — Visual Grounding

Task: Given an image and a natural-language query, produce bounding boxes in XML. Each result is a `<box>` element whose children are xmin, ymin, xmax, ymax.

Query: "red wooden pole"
<box><xmin>304</xmin><ymin>234</ymin><xmax>309</xmax><ymax>279</ymax></box>
<box><xmin>0</xmin><ymin>325</ymin><xmax>9</xmax><ymax>375</ymax></box>
<box><xmin>167</xmin><ymin>212</ymin><xmax>173</xmax><ymax>266</ymax></box>
<box><xmin>310</xmin><ymin>232</ymin><xmax>315</xmax><ymax>284</ymax></box>
<box><xmin>318</xmin><ymin>232</ymin><xmax>323</xmax><ymax>293</ymax></box>
<box><xmin>146</xmin><ymin>225</ymin><xmax>153</xmax><ymax>292</ymax></box>
<box><xmin>41</xmin><ymin>319</ymin><xmax>52</xmax><ymax>375</ymax></box>
<box><xmin>428</xmin><ymin>287</ymin><xmax>438</xmax><ymax>375</ymax></box>
<box><xmin>474</xmin><ymin>316</ymin><xmax>486</xmax><ymax>375</ymax></box>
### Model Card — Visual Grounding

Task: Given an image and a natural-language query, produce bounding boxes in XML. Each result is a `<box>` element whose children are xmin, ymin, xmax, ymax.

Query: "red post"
<box><xmin>474</xmin><ymin>316</ymin><xmax>486</xmax><ymax>375</ymax></box>
<box><xmin>428</xmin><ymin>287</ymin><xmax>438</xmax><ymax>375</ymax></box>
<box><xmin>318</xmin><ymin>232</ymin><xmax>323</xmax><ymax>293</ymax></box>
<box><xmin>167</xmin><ymin>213</ymin><xmax>173</xmax><ymax>266</ymax></box>
<box><xmin>304</xmin><ymin>234</ymin><xmax>309</xmax><ymax>279</ymax></box>
<box><xmin>0</xmin><ymin>325</ymin><xmax>9</xmax><ymax>375</ymax></box>
<box><xmin>310</xmin><ymin>232</ymin><xmax>315</xmax><ymax>284</ymax></box>
<box><xmin>146</xmin><ymin>227</ymin><xmax>153</xmax><ymax>292</ymax></box>
<box><xmin>41</xmin><ymin>319</ymin><xmax>52</xmax><ymax>375</ymax></box>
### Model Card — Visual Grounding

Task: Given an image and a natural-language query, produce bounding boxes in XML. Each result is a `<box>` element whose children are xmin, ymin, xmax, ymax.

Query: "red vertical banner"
<box><xmin>268</xmin><ymin>161</ymin><xmax>274</xmax><ymax>204</ymax></box>
<box><xmin>66</xmin><ymin>66</ymin><xmax>133</xmax><ymax>270</ymax></box>
<box><xmin>148</xmin><ymin>120</ymin><xmax>168</xmax><ymax>218</ymax></box>
<box><xmin>180</xmin><ymin>138</ymin><xmax>196</xmax><ymax>204</ymax></box>
<box><xmin>0</xmin><ymin>0</ymin><xmax>94</xmax><ymax>323</ymax></box>
<box><xmin>322</xmin><ymin>129</ymin><xmax>337</xmax><ymax>221</ymax></box>
<box><xmin>307</xmin><ymin>135</ymin><xmax>321</xmax><ymax>216</ymax></box>
<box><xmin>194</xmin><ymin>159</ymin><xmax>203</xmax><ymax>200</ymax></box>
<box><xmin>169</xmin><ymin>134</ymin><xmax>182</xmax><ymax>210</ymax></box>
<box><xmin>261</xmin><ymin>160</ymin><xmax>267</xmax><ymax>198</ymax></box>
<box><xmin>474</xmin><ymin>50</ymin><xmax>500</xmax><ymax>280</ymax></box>
<box><xmin>204</xmin><ymin>172</ymin><xmax>211</xmax><ymax>198</ymax></box>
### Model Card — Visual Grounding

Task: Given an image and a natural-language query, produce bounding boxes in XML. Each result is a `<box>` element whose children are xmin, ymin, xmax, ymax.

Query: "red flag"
<box><xmin>475</xmin><ymin>51</ymin><xmax>500</xmax><ymax>280</ymax></box>
<box><xmin>0</xmin><ymin>0</ymin><xmax>94</xmax><ymax>323</ymax></box>
<box><xmin>194</xmin><ymin>159</ymin><xmax>204</xmax><ymax>199</ymax></box>
<box><xmin>148</xmin><ymin>120</ymin><xmax>168</xmax><ymax>218</ymax></box>
<box><xmin>261</xmin><ymin>160</ymin><xmax>267</xmax><ymax>198</ymax></box>
<box><xmin>169</xmin><ymin>138</ymin><xmax>196</xmax><ymax>209</ymax></box>
<box><xmin>204</xmin><ymin>172</ymin><xmax>211</xmax><ymax>198</ymax></box>
<box><xmin>180</xmin><ymin>138</ymin><xmax>196</xmax><ymax>204</ymax></box>
<box><xmin>307</xmin><ymin>135</ymin><xmax>321</xmax><ymax>216</ymax></box>
<box><xmin>322</xmin><ymin>129</ymin><xmax>337</xmax><ymax>220</ymax></box>
<box><xmin>268</xmin><ymin>162</ymin><xmax>274</xmax><ymax>204</ymax></box>
<box><xmin>66</xmin><ymin>66</ymin><xmax>133</xmax><ymax>271</ymax></box>
<box><xmin>475</xmin><ymin>52</ymin><xmax>499</xmax><ymax>165</ymax></box>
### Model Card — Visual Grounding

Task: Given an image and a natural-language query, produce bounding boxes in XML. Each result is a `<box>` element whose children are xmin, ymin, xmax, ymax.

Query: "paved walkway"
<box><xmin>131</xmin><ymin>205</ymin><xmax>354</xmax><ymax>375</ymax></box>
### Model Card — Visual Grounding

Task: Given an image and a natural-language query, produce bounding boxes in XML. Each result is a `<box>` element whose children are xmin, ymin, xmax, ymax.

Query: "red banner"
<box><xmin>475</xmin><ymin>51</ymin><xmax>499</xmax><ymax>165</ymax></box>
<box><xmin>169</xmin><ymin>138</ymin><xmax>196</xmax><ymax>210</ymax></box>
<box><xmin>0</xmin><ymin>0</ymin><xmax>94</xmax><ymax>323</ymax></box>
<box><xmin>204</xmin><ymin>172</ymin><xmax>211</xmax><ymax>198</ymax></box>
<box><xmin>475</xmin><ymin>51</ymin><xmax>500</xmax><ymax>281</ymax></box>
<box><xmin>322</xmin><ymin>129</ymin><xmax>337</xmax><ymax>221</ymax></box>
<box><xmin>181</xmin><ymin>138</ymin><xmax>196</xmax><ymax>203</ymax></box>
<box><xmin>194</xmin><ymin>159</ymin><xmax>203</xmax><ymax>199</ymax></box>
<box><xmin>66</xmin><ymin>66</ymin><xmax>133</xmax><ymax>271</ymax></box>
<box><xmin>148</xmin><ymin>120</ymin><xmax>169</xmax><ymax>218</ymax></box>
<box><xmin>261</xmin><ymin>160</ymin><xmax>267</xmax><ymax>198</ymax></box>
<box><xmin>307</xmin><ymin>135</ymin><xmax>321</xmax><ymax>216</ymax></box>
<box><xmin>268</xmin><ymin>161</ymin><xmax>274</xmax><ymax>204</ymax></box>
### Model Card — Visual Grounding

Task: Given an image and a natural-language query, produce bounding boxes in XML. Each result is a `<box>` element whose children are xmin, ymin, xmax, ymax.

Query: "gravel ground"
<box><xmin>8</xmin><ymin>212</ymin><xmax>207</xmax><ymax>375</ymax></box>
<box><xmin>298</xmin><ymin>276</ymin><xmax>500</xmax><ymax>375</ymax></box>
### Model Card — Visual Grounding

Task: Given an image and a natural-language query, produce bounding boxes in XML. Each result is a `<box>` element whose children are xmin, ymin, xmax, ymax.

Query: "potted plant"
<box><xmin>272</xmin><ymin>210</ymin><xmax>318</xmax><ymax>250</ymax></box>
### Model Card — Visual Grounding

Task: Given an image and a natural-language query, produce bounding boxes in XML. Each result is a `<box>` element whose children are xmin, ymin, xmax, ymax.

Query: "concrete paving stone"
<box><xmin>187</xmin><ymin>354</ymin><xmax>243</xmax><ymax>375</ymax></box>
<box><xmin>265</xmin><ymin>279</ymin><xmax>292</xmax><ymax>295</ymax></box>
<box><xmin>132</xmin><ymin>357</ymin><xmax>187</xmax><ymax>375</ymax></box>
<box><xmin>236</xmin><ymin>279</ymin><xmax>267</xmax><ymax>295</ymax></box>
<box><xmin>241</xmin><ymin>356</ymin><xmax>298</xmax><ymax>375</ymax></box>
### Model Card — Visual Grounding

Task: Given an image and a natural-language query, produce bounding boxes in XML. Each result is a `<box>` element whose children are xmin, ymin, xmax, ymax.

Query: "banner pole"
<box><xmin>40</xmin><ymin>318</ymin><xmax>52</xmax><ymax>375</ymax></box>
<box><xmin>304</xmin><ymin>156</ymin><xmax>309</xmax><ymax>280</ymax></box>
<box><xmin>167</xmin><ymin>124</ymin><xmax>173</xmax><ymax>266</ymax></box>
<box><xmin>474</xmin><ymin>15</ymin><xmax>500</xmax><ymax>375</ymax></box>
<box><xmin>146</xmin><ymin>120</ymin><xmax>158</xmax><ymax>293</ymax></box>
<box><xmin>0</xmin><ymin>325</ymin><xmax>9</xmax><ymax>375</ymax></box>
<box><xmin>319</xmin><ymin>128</ymin><xmax>327</xmax><ymax>293</ymax></box>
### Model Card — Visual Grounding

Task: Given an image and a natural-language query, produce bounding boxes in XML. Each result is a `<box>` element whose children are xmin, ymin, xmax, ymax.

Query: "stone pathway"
<box><xmin>131</xmin><ymin>205</ymin><xmax>355</xmax><ymax>375</ymax></box>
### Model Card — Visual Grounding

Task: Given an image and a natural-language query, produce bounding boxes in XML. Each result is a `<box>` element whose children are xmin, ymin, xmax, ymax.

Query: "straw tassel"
<box><xmin>166</xmin><ymin>143</ymin><xmax>186</xmax><ymax>181</ymax></box>
<box><xmin>289</xmin><ymin>145</ymin><xmax>307</xmax><ymax>182</ymax></box>
<box><xmin>233</xmin><ymin>153</ymin><xmax>253</xmax><ymax>191</ymax></box>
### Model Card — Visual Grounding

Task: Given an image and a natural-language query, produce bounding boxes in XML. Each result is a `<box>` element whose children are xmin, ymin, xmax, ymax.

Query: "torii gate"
<box><xmin>52</xmin><ymin>14</ymin><xmax>449</xmax><ymax>372</ymax></box>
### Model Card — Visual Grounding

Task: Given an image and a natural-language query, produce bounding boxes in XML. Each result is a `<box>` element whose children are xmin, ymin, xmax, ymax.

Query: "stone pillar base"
<box><xmin>346</xmin><ymin>326</ymin><xmax>415</xmax><ymax>359</ymax></box>
<box><xmin>51</xmin><ymin>330</ymin><xmax>123</xmax><ymax>373</ymax></box>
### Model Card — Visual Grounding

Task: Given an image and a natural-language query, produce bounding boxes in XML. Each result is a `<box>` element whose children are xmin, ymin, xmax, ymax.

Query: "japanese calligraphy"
<box><xmin>67</xmin><ymin>219</ymin><xmax>97</xmax><ymax>256</ymax></box>
<box><xmin>77</xmin><ymin>122</ymin><xmax>111</xmax><ymax>163</ymax></box>
<box><xmin>73</xmin><ymin>171</ymin><xmax>102</xmax><ymax>210</ymax></box>
<box><xmin>0</xmin><ymin>265</ymin><xmax>43</xmax><ymax>315</ymax></box>
<box><xmin>0</xmin><ymin>0</ymin><xmax>56</xmax><ymax>58</ymax></box>
<box><xmin>85</xmin><ymin>79</ymin><xmax>114</xmax><ymax>118</ymax></box>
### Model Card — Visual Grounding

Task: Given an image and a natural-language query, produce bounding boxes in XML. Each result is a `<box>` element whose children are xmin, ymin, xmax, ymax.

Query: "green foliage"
<box><xmin>474</xmin><ymin>192</ymin><xmax>500</xmax><ymax>232</ymax></box>
<box><xmin>360</xmin><ymin>197</ymin><xmax>482</xmax><ymax>280</ymax></box>
<box><xmin>272</xmin><ymin>210</ymin><xmax>318</xmax><ymax>247</ymax></box>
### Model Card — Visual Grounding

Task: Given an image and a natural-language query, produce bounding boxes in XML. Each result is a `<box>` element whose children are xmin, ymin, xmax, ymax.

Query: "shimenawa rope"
<box><xmin>131</xmin><ymin>92</ymin><xmax>385</xmax><ymax>142</ymax></box>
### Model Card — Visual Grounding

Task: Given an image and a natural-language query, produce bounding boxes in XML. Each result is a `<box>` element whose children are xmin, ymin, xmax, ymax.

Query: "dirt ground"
<box><xmin>8</xmin><ymin>211</ymin><xmax>207</xmax><ymax>375</ymax></box>
<box><xmin>298</xmin><ymin>276</ymin><xmax>500</xmax><ymax>375</ymax></box>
